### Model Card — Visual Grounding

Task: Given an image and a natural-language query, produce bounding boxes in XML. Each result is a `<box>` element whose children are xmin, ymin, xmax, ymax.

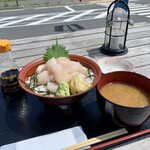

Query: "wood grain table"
<box><xmin>11</xmin><ymin>22</ymin><xmax>150</xmax><ymax>79</ymax></box>
<box><xmin>1</xmin><ymin>21</ymin><xmax>150</xmax><ymax>149</ymax></box>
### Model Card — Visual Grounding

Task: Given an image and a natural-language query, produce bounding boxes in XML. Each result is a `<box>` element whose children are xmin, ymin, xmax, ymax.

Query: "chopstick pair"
<box><xmin>62</xmin><ymin>128</ymin><xmax>128</xmax><ymax>150</ymax></box>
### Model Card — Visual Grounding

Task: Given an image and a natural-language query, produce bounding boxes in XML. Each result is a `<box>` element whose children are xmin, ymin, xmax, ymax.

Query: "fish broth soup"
<box><xmin>100</xmin><ymin>82</ymin><xmax>150</xmax><ymax>107</ymax></box>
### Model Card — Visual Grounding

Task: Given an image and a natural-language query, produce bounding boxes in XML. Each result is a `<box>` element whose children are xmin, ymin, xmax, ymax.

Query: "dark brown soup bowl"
<box><xmin>19</xmin><ymin>54</ymin><xmax>101</xmax><ymax>106</ymax></box>
<box><xmin>97</xmin><ymin>72</ymin><xmax>150</xmax><ymax>126</ymax></box>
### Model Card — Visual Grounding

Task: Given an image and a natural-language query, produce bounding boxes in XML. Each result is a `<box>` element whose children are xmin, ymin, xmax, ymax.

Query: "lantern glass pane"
<box><xmin>112</xmin><ymin>7</ymin><xmax>127</xmax><ymax>22</ymax></box>
<box><xmin>105</xmin><ymin>21</ymin><xmax>127</xmax><ymax>36</ymax></box>
<box><xmin>104</xmin><ymin>7</ymin><xmax>128</xmax><ymax>51</ymax></box>
<box><xmin>109</xmin><ymin>36</ymin><xmax>125</xmax><ymax>50</ymax></box>
<box><xmin>111</xmin><ymin>21</ymin><xmax>127</xmax><ymax>36</ymax></box>
<box><xmin>104</xmin><ymin>34</ymin><xmax>109</xmax><ymax>47</ymax></box>
<box><xmin>104</xmin><ymin>34</ymin><xmax>125</xmax><ymax>50</ymax></box>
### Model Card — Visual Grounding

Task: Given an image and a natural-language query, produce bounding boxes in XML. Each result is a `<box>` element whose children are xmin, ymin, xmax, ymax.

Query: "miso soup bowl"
<box><xmin>97</xmin><ymin>72</ymin><xmax>150</xmax><ymax>126</ymax></box>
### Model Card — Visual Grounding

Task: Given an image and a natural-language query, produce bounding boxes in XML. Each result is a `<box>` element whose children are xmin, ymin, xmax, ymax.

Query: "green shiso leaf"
<box><xmin>43</xmin><ymin>38</ymin><xmax>70</xmax><ymax>62</ymax></box>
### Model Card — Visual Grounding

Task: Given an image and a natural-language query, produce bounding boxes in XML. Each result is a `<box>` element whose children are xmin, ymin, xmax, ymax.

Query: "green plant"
<box><xmin>4</xmin><ymin>3</ymin><xmax>9</xmax><ymax>7</ymax></box>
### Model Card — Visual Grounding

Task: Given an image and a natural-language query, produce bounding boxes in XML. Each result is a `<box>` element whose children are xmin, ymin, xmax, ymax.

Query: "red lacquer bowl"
<box><xmin>18</xmin><ymin>54</ymin><xmax>102</xmax><ymax>106</ymax></box>
<box><xmin>97</xmin><ymin>72</ymin><xmax>150</xmax><ymax>126</ymax></box>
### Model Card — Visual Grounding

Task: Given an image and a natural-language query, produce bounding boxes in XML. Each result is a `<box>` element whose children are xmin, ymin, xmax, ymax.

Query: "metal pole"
<box><xmin>16</xmin><ymin>0</ymin><xmax>18</xmax><ymax>7</ymax></box>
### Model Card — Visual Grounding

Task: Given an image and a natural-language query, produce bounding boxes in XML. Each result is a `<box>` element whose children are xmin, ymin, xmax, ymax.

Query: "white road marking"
<box><xmin>129</xmin><ymin>3</ymin><xmax>142</xmax><ymax>6</ymax></box>
<box><xmin>131</xmin><ymin>9</ymin><xmax>150</xmax><ymax>14</ymax></box>
<box><xmin>94</xmin><ymin>11</ymin><xmax>107</xmax><ymax>19</ymax></box>
<box><xmin>97</xmin><ymin>2</ymin><xmax>147</xmax><ymax>8</ymax></box>
<box><xmin>97</xmin><ymin>2</ymin><xmax>110</xmax><ymax>7</ymax></box>
<box><xmin>63</xmin><ymin>9</ymin><xmax>97</xmax><ymax>22</ymax></box>
<box><xmin>138</xmin><ymin>12</ymin><xmax>150</xmax><ymax>16</ymax></box>
<box><xmin>0</xmin><ymin>16</ymin><xmax>17</xmax><ymax>22</ymax></box>
<box><xmin>0</xmin><ymin>2</ymin><xmax>150</xmax><ymax>29</ymax></box>
<box><xmin>28</xmin><ymin>11</ymin><xmax>71</xmax><ymax>25</ymax></box>
<box><xmin>130</xmin><ymin>6</ymin><xmax>150</xmax><ymax>10</ymax></box>
<box><xmin>64</xmin><ymin>6</ymin><xmax>76</xmax><ymax>12</ymax></box>
<box><xmin>130</xmin><ymin>7</ymin><xmax>150</xmax><ymax>11</ymax></box>
<box><xmin>0</xmin><ymin>16</ymin><xmax>103</xmax><ymax>29</ymax></box>
<box><xmin>0</xmin><ymin>14</ymin><xmax>46</xmax><ymax>28</ymax></box>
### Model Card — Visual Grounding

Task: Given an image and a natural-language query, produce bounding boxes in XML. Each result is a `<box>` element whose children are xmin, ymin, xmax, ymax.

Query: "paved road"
<box><xmin>0</xmin><ymin>0</ymin><xmax>150</xmax><ymax>40</ymax></box>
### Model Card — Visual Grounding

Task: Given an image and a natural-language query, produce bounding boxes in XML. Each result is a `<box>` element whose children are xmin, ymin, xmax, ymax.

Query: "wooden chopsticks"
<box><xmin>61</xmin><ymin>128</ymin><xmax>128</xmax><ymax>150</ymax></box>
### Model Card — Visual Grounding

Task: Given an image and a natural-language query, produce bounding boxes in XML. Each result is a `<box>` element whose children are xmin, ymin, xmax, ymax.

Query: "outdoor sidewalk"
<box><xmin>0</xmin><ymin>0</ymin><xmax>113</xmax><ymax>9</ymax></box>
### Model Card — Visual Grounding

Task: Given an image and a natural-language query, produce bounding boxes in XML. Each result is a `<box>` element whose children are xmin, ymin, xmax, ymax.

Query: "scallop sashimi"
<box><xmin>46</xmin><ymin>58</ymin><xmax>63</xmax><ymax>75</ymax></box>
<box><xmin>53</xmin><ymin>70</ymin><xmax>71</xmax><ymax>84</ymax></box>
<box><xmin>77</xmin><ymin>65</ymin><xmax>88</xmax><ymax>75</ymax></box>
<box><xmin>24</xmin><ymin>39</ymin><xmax>95</xmax><ymax>97</ymax></box>
<box><xmin>57</xmin><ymin>57</ymin><xmax>71</xmax><ymax>65</ymax></box>
<box><xmin>62</xmin><ymin>61</ymin><xmax>80</xmax><ymax>74</ymax></box>
<box><xmin>27</xmin><ymin>56</ymin><xmax>94</xmax><ymax>97</ymax></box>
<box><xmin>47</xmin><ymin>81</ymin><xmax>58</xmax><ymax>93</ymax></box>
<box><xmin>37</xmin><ymin>70</ymin><xmax>50</xmax><ymax>85</ymax></box>
<box><xmin>36</xmin><ymin>64</ymin><xmax>46</xmax><ymax>74</ymax></box>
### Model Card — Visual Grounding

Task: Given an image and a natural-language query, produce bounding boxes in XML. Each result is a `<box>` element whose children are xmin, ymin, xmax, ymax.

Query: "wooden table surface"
<box><xmin>9</xmin><ymin>21</ymin><xmax>150</xmax><ymax>149</ymax></box>
<box><xmin>11</xmin><ymin>22</ymin><xmax>150</xmax><ymax>79</ymax></box>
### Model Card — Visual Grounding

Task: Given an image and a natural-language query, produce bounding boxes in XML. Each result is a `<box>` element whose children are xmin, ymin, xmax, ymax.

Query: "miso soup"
<box><xmin>100</xmin><ymin>83</ymin><xmax>150</xmax><ymax>107</ymax></box>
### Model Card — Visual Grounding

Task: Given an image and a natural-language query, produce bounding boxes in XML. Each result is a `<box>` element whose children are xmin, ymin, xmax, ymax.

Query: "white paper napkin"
<box><xmin>0</xmin><ymin>126</ymin><xmax>88</xmax><ymax>150</ymax></box>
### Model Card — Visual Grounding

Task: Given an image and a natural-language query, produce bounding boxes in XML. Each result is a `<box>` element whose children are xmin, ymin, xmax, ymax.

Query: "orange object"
<box><xmin>0</xmin><ymin>39</ymin><xmax>11</xmax><ymax>52</ymax></box>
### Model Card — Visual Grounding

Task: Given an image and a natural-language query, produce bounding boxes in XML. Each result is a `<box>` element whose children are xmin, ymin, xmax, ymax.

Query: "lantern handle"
<box><xmin>106</xmin><ymin>0</ymin><xmax>130</xmax><ymax>20</ymax></box>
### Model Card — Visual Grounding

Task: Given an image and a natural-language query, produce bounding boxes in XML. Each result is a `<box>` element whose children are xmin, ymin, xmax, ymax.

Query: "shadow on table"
<box><xmin>4</xmin><ymin>92</ymin><xmax>77</xmax><ymax>138</ymax></box>
<box><xmin>3</xmin><ymin>87</ymin><xmax>150</xmax><ymax>145</ymax></box>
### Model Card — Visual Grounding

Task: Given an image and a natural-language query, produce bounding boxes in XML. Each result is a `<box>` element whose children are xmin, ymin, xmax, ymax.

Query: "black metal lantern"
<box><xmin>100</xmin><ymin>0</ymin><xmax>134</xmax><ymax>56</ymax></box>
